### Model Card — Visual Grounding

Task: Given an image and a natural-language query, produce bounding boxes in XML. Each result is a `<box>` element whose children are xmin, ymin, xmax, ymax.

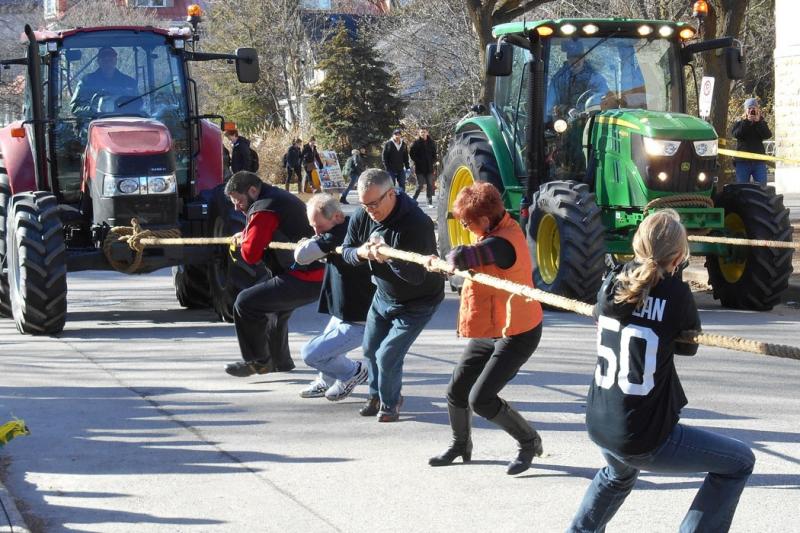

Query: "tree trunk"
<box><xmin>468</xmin><ymin>4</ymin><xmax>496</xmax><ymax>106</ymax></box>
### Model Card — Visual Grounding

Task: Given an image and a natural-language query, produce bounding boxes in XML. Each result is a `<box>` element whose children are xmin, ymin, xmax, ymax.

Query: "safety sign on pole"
<box><xmin>698</xmin><ymin>76</ymin><xmax>715</xmax><ymax>120</ymax></box>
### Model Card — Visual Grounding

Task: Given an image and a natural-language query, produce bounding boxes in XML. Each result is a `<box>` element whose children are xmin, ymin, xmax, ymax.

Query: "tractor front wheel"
<box><xmin>437</xmin><ymin>131</ymin><xmax>504</xmax><ymax>291</ymax></box>
<box><xmin>705</xmin><ymin>183</ymin><xmax>793</xmax><ymax>310</ymax></box>
<box><xmin>0</xmin><ymin>173</ymin><xmax>11</xmax><ymax>317</ymax></box>
<box><xmin>172</xmin><ymin>264</ymin><xmax>212</xmax><ymax>309</ymax></box>
<box><xmin>6</xmin><ymin>192</ymin><xmax>67</xmax><ymax>334</ymax></box>
<box><xmin>528</xmin><ymin>181</ymin><xmax>605</xmax><ymax>303</ymax></box>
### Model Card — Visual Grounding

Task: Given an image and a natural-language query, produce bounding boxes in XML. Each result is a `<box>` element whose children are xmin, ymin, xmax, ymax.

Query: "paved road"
<box><xmin>1</xmin><ymin>269</ymin><xmax>798</xmax><ymax>532</ymax></box>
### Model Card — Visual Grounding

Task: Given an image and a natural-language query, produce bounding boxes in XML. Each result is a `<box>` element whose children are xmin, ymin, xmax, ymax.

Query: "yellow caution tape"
<box><xmin>718</xmin><ymin>148</ymin><xmax>800</xmax><ymax>166</ymax></box>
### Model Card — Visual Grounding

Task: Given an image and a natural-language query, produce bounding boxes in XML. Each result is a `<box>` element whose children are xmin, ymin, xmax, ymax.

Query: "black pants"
<box><xmin>286</xmin><ymin>166</ymin><xmax>302</xmax><ymax>192</ymax></box>
<box><xmin>412</xmin><ymin>172</ymin><xmax>434</xmax><ymax>202</ymax></box>
<box><xmin>446</xmin><ymin>324</ymin><xmax>542</xmax><ymax>419</ymax></box>
<box><xmin>233</xmin><ymin>273</ymin><xmax>322</xmax><ymax>369</ymax></box>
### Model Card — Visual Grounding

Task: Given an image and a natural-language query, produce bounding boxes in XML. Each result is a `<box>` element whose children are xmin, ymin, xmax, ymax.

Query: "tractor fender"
<box><xmin>455</xmin><ymin>115</ymin><xmax>516</xmax><ymax>188</ymax></box>
<box><xmin>196</xmin><ymin>119</ymin><xmax>224</xmax><ymax>194</ymax></box>
<box><xmin>0</xmin><ymin>122</ymin><xmax>36</xmax><ymax>194</ymax></box>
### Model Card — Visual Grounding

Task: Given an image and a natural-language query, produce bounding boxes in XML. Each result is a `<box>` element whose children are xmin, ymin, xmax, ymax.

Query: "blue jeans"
<box><xmin>568</xmin><ymin>423</ymin><xmax>754</xmax><ymax>533</ymax></box>
<box><xmin>362</xmin><ymin>298</ymin><xmax>439</xmax><ymax>408</ymax></box>
<box><xmin>734</xmin><ymin>161</ymin><xmax>768</xmax><ymax>184</ymax></box>
<box><xmin>301</xmin><ymin>316</ymin><xmax>364</xmax><ymax>383</ymax></box>
<box><xmin>388</xmin><ymin>170</ymin><xmax>406</xmax><ymax>191</ymax></box>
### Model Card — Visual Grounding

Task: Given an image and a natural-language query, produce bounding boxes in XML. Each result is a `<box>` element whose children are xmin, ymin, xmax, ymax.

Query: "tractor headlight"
<box><xmin>643</xmin><ymin>137</ymin><xmax>681</xmax><ymax>157</ymax></box>
<box><xmin>692</xmin><ymin>139</ymin><xmax>718</xmax><ymax>157</ymax></box>
<box><xmin>102</xmin><ymin>174</ymin><xmax>176</xmax><ymax>197</ymax></box>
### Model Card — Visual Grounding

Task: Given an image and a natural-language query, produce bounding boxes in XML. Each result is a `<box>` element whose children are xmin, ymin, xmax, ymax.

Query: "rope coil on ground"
<box><xmin>107</xmin><ymin>220</ymin><xmax>800</xmax><ymax>360</ymax></box>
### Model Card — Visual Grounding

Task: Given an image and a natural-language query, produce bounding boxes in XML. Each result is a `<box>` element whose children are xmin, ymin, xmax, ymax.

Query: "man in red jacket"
<box><xmin>224</xmin><ymin>171</ymin><xmax>324</xmax><ymax>377</ymax></box>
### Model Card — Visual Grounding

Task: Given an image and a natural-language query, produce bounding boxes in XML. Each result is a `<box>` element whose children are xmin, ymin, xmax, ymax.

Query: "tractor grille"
<box><xmin>631</xmin><ymin>134</ymin><xmax>716</xmax><ymax>193</ymax></box>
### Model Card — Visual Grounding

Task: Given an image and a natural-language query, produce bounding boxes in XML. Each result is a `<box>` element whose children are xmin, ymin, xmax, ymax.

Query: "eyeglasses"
<box><xmin>360</xmin><ymin>188</ymin><xmax>391</xmax><ymax>210</ymax></box>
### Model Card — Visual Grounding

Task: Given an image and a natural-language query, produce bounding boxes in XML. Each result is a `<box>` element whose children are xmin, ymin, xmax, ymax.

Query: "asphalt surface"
<box><xmin>0</xmin><ymin>191</ymin><xmax>798</xmax><ymax>533</ymax></box>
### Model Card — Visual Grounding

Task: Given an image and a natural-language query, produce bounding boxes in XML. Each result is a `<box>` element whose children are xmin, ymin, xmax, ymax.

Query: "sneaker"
<box><xmin>359</xmin><ymin>397</ymin><xmax>380</xmax><ymax>417</ymax></box>
<box><xmin>340</xmin><ymin>197</ymin><xmax>349</xmax><ymax>205</ymax></box>
<box><xmin>225</xmin><ymin>360</ymin><xmax>271</xmax><ymax>377</ymax></box>
<box><xmin>300</xmin><ymin>375</ymin><xmax>329</xmax><ymax>398</ymax></box>
<box><xmin>325</xmin><ymin>362</ymin><xmax>368</xmax><ymax>402</ymax></box>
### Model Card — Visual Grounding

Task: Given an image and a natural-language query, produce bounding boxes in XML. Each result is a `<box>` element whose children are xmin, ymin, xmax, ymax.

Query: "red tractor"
<box><xmin>0</xmin><ymin>17</ymin><xmax>263</xmax><ymax>334</ymax></box>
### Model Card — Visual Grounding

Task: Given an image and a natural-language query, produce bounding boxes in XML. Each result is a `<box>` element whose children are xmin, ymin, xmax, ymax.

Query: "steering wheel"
<box><xmin>574</xmin><ymin>90</ymin><xmax>594</xmax><ymax>113</ymax></box>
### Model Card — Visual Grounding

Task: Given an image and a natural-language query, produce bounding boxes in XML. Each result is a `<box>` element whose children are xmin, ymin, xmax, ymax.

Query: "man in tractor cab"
<box><xmin>546</xmin><ymin>41</ymin><xmax>609</xmax><ymax>122</ymax></box>
<box><xmin>70</xmin><ymin>47</ymin><xmax>139</xmax><ymax>119</ymax></box>
<box><xmin>224</xmin><ymin>171</ymin><xmax>324</xmax><ymax>378</ymax></box>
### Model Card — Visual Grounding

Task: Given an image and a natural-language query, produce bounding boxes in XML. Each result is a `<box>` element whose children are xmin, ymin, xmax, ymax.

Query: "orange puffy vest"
<box><xmin>457</xmin><ymin>213</ymin><xmax>543</xmax><ymax>338</ymax></box>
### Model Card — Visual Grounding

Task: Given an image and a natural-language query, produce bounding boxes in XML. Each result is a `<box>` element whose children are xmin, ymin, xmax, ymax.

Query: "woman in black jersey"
<box><xmin>568</xmin><ymin>209</ymin><xmax>754</xmax><ymax>533</ymax></box>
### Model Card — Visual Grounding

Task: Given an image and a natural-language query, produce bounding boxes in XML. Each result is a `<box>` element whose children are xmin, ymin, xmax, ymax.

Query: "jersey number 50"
<box><xmin>595</xmin><ymin>316</ymin><xmax>658</xmax><ymax>396</ymax></box>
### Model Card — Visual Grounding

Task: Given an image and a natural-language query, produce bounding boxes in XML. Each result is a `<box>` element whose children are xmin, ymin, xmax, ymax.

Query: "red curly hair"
<box><xmin>452</xmin><ymin>182</ymin><xmax>505</xmax><ymax>227</ymax></box>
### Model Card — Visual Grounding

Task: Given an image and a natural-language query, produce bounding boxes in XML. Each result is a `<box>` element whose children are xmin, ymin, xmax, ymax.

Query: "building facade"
<box><xmin>774</xmin><ymin>0</ymin><xmax>800</xmax><ymax>193</ymax></box>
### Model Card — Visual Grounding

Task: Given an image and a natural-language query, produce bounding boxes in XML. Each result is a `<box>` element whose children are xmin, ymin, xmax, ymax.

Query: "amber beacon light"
<box><xmin>187</xmin><ymin>4</ymin><xmax>203</xmax><ymax>17</ymax></box>
<box><xmin>692</xmin><ymin>0</ymin><xmax>709</xmax><ymax>19</ymax></box>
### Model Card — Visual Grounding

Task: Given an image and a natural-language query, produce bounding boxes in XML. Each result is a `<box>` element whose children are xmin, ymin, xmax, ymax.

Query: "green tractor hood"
<box><xmin>598</xmin><ymin>109</ymin><xmax>717</xmax><ymax>140</ymax></box>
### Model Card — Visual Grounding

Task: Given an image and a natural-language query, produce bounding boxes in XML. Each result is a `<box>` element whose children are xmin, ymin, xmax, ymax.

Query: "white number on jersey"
<box><xmin>595</xmin><ymin>316</ymin><xmax>659</xmax><ymax>396</ymax></box>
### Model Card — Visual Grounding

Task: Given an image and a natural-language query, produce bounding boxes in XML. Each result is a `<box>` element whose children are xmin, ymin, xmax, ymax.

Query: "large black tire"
<box><xmin>437</xmin><ymin>131</ymin><xmax>504</xmax><ymax>291</ymax></box>
<box><xmin>207</xmin><ymin>192</ymin><xmax>268</xmax><ymax>322</ymax></box>
<box><xmin>705</xmin><ymin>183</ymin><xmax>793</xmax><ymax>310</ymax></box>
<box><xmin>6</xmin><ymin>192</ymin><xmax>67</xmax><ymax>334</ymax></box>
<box><xmin>172</xmin><ymin>264</ymin><xmax>212</xmax><ymax>309</ymax></box>
<box><xmin>0</xmin><ymin>173</ymin><xmax>11</xmax><ymax>317</ymax></box>
<box><xmin>527</xmin><ymin>180</ymin><xmax>605</xmax><ymax>303</ymax></box>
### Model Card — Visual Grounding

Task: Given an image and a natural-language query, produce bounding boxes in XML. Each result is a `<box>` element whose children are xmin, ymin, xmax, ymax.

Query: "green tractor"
<box><xmin>439</xmin><ymin>18</ymin><xmax>793</xmax><ymax>310</ymax></box>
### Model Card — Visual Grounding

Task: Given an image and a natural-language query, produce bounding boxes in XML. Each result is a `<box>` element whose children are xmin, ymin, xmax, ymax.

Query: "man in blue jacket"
<box><xmin>342</xmin><ymin>169</ymin><xmax>444</xmax><ymax>422</ymax></box>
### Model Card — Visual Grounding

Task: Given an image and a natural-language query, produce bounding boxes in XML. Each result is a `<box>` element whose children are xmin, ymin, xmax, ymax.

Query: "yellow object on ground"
<box><xmin>0</xmin><ymin>419</ymin><xmax>30</xmax><ymax>448</ymax></box>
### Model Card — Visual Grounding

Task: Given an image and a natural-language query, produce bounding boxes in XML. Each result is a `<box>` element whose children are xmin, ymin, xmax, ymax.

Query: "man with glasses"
<box><xmin>71</xmin><ymin>47</ymin><xmax>139</xmax><ymax>118</ymax></box>
<box><xmin>341</xmin><ymin>169</ymin><xmax>444</xmax><ymax>422</ymax></box>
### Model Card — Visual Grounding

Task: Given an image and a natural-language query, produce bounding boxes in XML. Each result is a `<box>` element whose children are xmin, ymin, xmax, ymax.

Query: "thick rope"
<box><xmin>103</xmin><ymin>218</ymin><xmax>181</xmax><ymax>274</ymax></box>
<box><xmin>108</xmin><ymin>222</ymin><xmax>800</xmax><ymax>360</ymax></box>
<box><xmin>644</xmin><ymin>194</ymin><xmax>714</xmax><ymax>212</ymax></box>
<box><xmin>688</xmin><ymin>234</ymin><xmax>800</xmax><ymax>250</ymax></box>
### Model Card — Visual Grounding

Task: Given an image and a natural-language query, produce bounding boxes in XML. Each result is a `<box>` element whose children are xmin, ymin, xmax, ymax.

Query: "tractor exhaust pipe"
<box><xmin>24</xmin><ymin>24</ymin><xmax>49</xmax><ymax>192</ymax></box>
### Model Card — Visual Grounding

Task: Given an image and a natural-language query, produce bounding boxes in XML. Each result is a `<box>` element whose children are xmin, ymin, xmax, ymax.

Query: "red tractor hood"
<box><xmin>88</xmin><ymin>118</ymin><xmax>172</xmax><ymax>156</ymax></box>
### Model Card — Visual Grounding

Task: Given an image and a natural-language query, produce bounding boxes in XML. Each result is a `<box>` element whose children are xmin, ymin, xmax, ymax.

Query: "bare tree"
<box><xmin>52</xmin><ymin>0</ymin><xmax>160</xmax><ymax>29</ymax></box>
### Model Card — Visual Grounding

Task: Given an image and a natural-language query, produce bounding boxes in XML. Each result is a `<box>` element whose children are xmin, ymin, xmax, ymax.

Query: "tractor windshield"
<box><xmin>51</xmin><ymin>30</ymin><xmax>190</xmax><ymax>201</ymax></box>
<box><xmin>545</xmin><ymin>36</ymin><xmax>681</xmax><ymax>121</ymax></box>
<box><xmin>543</xmin><ymin>36</ymin><xmax>681</xmax><ymax>180</ymax></box>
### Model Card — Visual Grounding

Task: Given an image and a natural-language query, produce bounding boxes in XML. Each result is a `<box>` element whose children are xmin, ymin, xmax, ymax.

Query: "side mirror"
<box><xmin>65</xmin><ymin>49</ymin><xmax>82</xmax><ymax>62</ymax></box>
<box><xmin>235</xmin><ymin>48</ymin><xmax>259</xmax><ymax>83</ymax></box>
<box><xmin>486</xmin><ymin>42</ymin><xmax>512</xmax><ymax>77</ymax></box>
<box><xmin>725</xmin><ymin>47</ymin><xmax>745</xmax><ymax>80</ymax></box>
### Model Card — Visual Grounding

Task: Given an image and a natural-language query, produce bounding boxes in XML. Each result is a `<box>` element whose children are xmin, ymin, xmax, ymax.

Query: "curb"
<box><xmin>0</xmin><ymin>480</ymin><xmax>29</xmax><ymax>533</ymax></box>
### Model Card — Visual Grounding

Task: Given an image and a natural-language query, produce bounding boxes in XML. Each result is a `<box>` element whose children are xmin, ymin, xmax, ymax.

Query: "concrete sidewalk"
<box><xmin>0</xmin><ymin>475</ymin><xmax>29</xmax><ymax>533</ymax></box>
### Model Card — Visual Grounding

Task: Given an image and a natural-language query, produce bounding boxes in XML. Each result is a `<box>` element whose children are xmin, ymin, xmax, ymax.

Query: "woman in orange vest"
<box><xmin>427</xmin><ymin>182</ymin><xmax>544</xmax><ymax>475</ymax></box>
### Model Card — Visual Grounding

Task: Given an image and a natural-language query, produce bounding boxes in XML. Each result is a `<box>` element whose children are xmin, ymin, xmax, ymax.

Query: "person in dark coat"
<box><xmin>382</xmin><ymin>129</ymin><xmax>410</xmax><ymax>191</ymax></box>
<box><xmin>284</xmin><ymin>138</ymin><xmax>303</xmax><ymax>192</ymax></box>
<box><xmin>409</xmin><ymin>128</ymin><xmax>437</xmax><ymax>206</ymax></box>
<box><xmin>70</xmin><ymin>47</ymin><xmax>138</xmax><ymax>118</ymax></box>
<box><xmin>339</xmin><ymin>148</ymin><xmax>365</xmax><ymax>204</ymax></box>
<box><xmin>294</xmin><ymin>193</ymin><xmax>376</xmax><ymax>401</ymax></box>
<box><xmin>341</xmin><ymin>169</ymin><xmax>444</xmax><ymax>422</ymax></box>
<box><xmin>225</xmin><ymin>128</ymin><xmax>253</xmax><ymax>174</ymax></box>
<box><xmin>223</xmin><ymin>171</ymin><xmax>324</xmax><ymax>377</ymax></box>
<box><xmin>301</xmin><ymin>137</ymin><xmax>324</xmax><ymax>193</ymax></box>
<box><xmin>731</xmin><ymin>98</ymin><xmax>772</xmax><ymax>184</ymax></box>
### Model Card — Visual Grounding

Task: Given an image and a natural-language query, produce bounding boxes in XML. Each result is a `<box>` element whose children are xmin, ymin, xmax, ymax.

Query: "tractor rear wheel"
<box><xmin>437</xmin><ymin>131</ymin><xmax>504</xmax><ymax>291</ymax></box>
<box><xmin>208</xmin><ymin>192</ymin><xmax>268</xmax><ymax>322</ymax></box>
<box><xmin>705</xmin><ymin>183</ymin><xmax>793</xmax><ymax>310</ymax></box>
<box><xmin>6</xmin><ymin>191</ymin><xmax>67</xmax><ymax>334</ymax></box>
<box><xmin>172</xmin><ymin>264</ymin><xmax>212</xmax><ymax>309</ymax></box>
<box><xmin>0</xmin><ymin>173</ymin><xmax>11</xmax><ymax>317</ymax></box>
<box><xmin>528</xmin><ymin>181</ymin><xmax>605</xmax><ymax>303</ymax></box>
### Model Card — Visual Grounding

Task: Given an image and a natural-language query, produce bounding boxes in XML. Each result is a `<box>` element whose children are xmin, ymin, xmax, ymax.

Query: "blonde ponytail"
<box><xmin>614</xmin><ymin>209</ymin><xmax>688</xmax><ymax>308</ymax></box>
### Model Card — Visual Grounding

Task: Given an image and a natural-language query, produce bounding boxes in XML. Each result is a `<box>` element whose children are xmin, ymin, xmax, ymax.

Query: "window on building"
<box><xmin>303</xmin><ymin>0</ymin><xmax>332</xmax><ymax>9</ymax></box>
<box><xmin>44</xmin><ymin>0</ymin><xmax>58</xmax><ymax>17</ymax></box>
<box><xmin>134</xmin><ymin>0</ymin><xmax>174</xmax><ymax>7</ymax></box>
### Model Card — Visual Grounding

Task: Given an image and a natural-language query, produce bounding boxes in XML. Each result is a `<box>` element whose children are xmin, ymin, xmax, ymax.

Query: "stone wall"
<box><xmin>775</xmin><ymin>0</ymin><xmax>800</xmax><ymax>192</ymax></box>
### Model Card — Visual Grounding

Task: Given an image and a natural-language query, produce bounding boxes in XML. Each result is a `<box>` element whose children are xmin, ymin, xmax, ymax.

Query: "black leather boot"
<box><xmin>488</xmin><ymin>400</ymin><xmax>543</xmax><ymax>475</ymax></box>
<box><xmin>429</xmin><ymin>404</ymin><xmax>473</xmax><ymax>466</ymax></box>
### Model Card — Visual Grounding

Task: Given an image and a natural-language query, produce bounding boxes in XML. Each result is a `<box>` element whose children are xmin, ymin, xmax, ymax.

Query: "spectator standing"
<box><xmin>382</xmin><ymin>129</ymin><xmax>410</xmax><ymax>191</ymax></box>
<box><xmin>339</xmin><ymin>149</ymin><xmax>365</xmax><ymax>204</ymax></box>
<box><xmin>342</xmin><ymin>169</ymin><xmax>444</xmax><ymax>422</ymax></box>
<box><xmin>731</xmin><ymin>98</ymin><xmax>772</xmax><ymax>184</ymax></box>
<box><xmin>567</xmin><ymin>210</ymin><xmax>754</xmax><ymax>532</ymax></box>
<box><xmin>284</xmin><ymin>138</ymin><xmax>303</xmax><ymax>192</ymax></box>
<box><xmin>225</xmin><ymin>128</ymin><xmax>254</xmax><ymax>174</ymax></box>
<box><xmin>294</xmin><ymin>194</ymin><xmax>375</xmax><ymax>400</ymax></box>
<box><xmin>223</xmin><ymin>171</ymin><xmax>324</xmax><ymax>377</ymax></box>
<box><xmin>302</xmin><ymin>137</ymin><xmax>324</xmax><ymax>193</ymax></box>
<box><xmin>427</xmin><ymin>183</ymin><xmax>544</xmax><ymax>475</ymax></box>
<box><xmin>410</xmin><ymin>128</ymin><xmax>438</xmax><ymax>206</ymax></box>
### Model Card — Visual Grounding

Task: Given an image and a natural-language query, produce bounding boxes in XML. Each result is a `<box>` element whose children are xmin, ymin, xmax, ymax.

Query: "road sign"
<box><xmin>699</xmin><ymin>76</ymin><xmax>715</xmax><ymax>119</ymax></box>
